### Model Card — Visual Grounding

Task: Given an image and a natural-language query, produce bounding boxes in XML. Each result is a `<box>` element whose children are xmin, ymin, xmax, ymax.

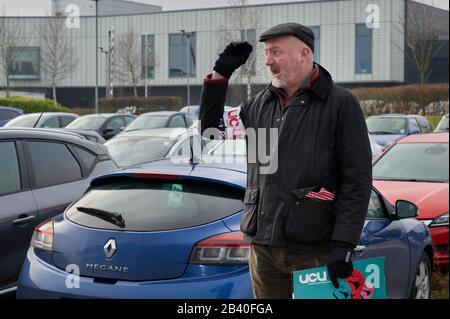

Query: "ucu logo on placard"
<box><xmin>298</xmin><ymin>271</ymin><xmax>328</xmax><ymax>284</ymax></box>
<box><xmin>225</xmin><ymin>107</ymin><xmax>244</xmax><ymax>139</ymax></box>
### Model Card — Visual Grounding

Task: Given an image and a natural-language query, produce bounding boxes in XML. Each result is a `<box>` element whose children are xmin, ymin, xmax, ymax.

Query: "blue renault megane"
<box><xmin>17</xmin><ymin>157</ymin><xmax>433</xmax><ymax>299</ymax></box>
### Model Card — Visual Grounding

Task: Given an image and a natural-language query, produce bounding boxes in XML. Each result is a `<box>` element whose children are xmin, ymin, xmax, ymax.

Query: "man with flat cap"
<box><xmin>199</xmin><ymin>22</ymin><xmax>372</xmax><ymax>298</ymax></box>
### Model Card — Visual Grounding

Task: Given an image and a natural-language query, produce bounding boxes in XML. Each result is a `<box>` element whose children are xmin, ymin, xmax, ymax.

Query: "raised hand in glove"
<box><xmin>327</xmin><ymin>242</ymin><xmax>354</xmax><ymax>288</ymax></box>
<box><xmin>213</xmin><ymin>41</ymin><xmax>253</xmax><ymax>79</ymax></box>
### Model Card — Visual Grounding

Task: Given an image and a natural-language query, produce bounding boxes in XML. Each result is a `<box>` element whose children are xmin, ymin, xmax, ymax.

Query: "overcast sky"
<box><xmin>0</xmin><ymin>0</ymin><xmax>448</xmax><ymax>16</ymax></box>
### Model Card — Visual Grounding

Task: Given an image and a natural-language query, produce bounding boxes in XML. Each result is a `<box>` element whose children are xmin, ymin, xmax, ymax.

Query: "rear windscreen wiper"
<box><xmin>76</xmin><ymin>207</ymin><xmax>125</xmax><ymax>228</ymax></box>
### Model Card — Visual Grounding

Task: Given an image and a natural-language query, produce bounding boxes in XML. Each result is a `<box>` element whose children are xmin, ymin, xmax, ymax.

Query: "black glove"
<box><xmin>213</xmin><ymin>41</ymin><xmax>253</xmax><ymax>78</ymax></box>
<box><xmin>327</xmin><ymin>242</ymin><xmax>354</xmax><ymax>288</ymax></box>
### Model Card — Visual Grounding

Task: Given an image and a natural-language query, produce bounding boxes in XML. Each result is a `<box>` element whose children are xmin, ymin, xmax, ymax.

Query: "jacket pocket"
<box><xmin>240</xmin><ymin>187</ymin><xmax>258</xmax><ymax>236</ymax></box>
<box><xmin>285</xmin><ymin>186</ymin><xmax>334</xmax><ymax>244</ymax></box>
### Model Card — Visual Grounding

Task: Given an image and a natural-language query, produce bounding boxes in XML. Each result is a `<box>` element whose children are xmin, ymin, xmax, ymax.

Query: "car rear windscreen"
<box><xmin>66</xmin><ymin>179</ymin><xmax>244</xmax><ymax>231</ymax></box>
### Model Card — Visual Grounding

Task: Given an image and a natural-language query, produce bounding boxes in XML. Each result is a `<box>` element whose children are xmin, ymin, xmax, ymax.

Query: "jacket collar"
<box><xmin>310</xmin><ymin>63</ymin><xmax>333</xmax><ymax>99</ymax></box>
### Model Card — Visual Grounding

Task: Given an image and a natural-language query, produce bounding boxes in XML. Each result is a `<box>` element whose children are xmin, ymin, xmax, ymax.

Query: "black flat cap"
<box><xmin>259</xmin><ymin>22</ymin><xmax>314</xmax><ymax>52</ymax></box>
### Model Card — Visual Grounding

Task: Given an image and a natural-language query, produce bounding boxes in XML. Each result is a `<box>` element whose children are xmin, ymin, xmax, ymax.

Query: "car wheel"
<box><xmin>410</xmin><ymin>252</ymin><xmax>432</xmax><ymax>299</ymax></box>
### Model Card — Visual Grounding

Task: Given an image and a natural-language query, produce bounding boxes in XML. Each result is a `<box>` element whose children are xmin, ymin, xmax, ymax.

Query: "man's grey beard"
<box><xmin>271</xmin><ymin>77</ymin><xmax>286</xmax><ymax>88</ymax></box>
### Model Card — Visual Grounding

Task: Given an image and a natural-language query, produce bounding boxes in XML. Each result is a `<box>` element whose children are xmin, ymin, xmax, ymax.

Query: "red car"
<box><xmin>373</xmin><ymin>133</ymin><xmax>449</xmax><ymax>267</ymax></box>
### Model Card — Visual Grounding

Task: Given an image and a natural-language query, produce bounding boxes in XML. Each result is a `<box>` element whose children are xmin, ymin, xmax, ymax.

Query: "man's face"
<box><xmin>264</xmin><ymin>36</ymin><xmax>304</xmax><ymax>89</ymax></box>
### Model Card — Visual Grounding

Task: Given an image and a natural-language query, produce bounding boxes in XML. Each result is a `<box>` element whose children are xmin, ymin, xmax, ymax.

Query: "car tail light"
<box><xmin>31</xmin><ymin>219</ymin><xmax>54</xmax><ymax>251</ymax></box>
<box><xmin>189</xmin><ymin>231</ymin><xmax>250</xmax><ymax>265</ymax></box>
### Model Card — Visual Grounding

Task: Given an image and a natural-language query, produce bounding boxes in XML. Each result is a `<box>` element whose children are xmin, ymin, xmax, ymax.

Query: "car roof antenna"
<box><xmin>182</xmin><ymin>114</ymin><xmax>199</xmax><ymax>167</ymax></box>
<box><xmin>33</xmin><ymin>112</ymin><xmax>44</xmax><ymax>128</ymax></box>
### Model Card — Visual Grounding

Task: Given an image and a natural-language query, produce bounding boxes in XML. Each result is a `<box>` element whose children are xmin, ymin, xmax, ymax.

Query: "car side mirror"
<box><xmin>103</xmin><ymin>128</ymin><xmax>114</xmax><ymax>134</ymax></box>
<box><xmin>395</xmin><ymin>200</ymin><xmax>418</xmax><ymax>219</ymax></box>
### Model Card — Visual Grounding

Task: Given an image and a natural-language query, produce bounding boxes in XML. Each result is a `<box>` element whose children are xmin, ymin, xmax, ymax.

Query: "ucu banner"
<box><xmin>293</xmin><ymin>257</ymin><xmax>386</xmax><ymax>299</ymax></box>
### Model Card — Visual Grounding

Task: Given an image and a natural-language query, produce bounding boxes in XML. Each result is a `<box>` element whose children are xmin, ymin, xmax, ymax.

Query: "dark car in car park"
<box><xmin>0</xmin><ymin>128</ymin><xmax>118</xmax><ymax>295</ymax></box>
<box><xmin>3</xmin><ymin>112</ymin><xmax>78</xmax><ymax>129</ymax></box>
<box><xmin>366</xmin><ymin>114</ymin><xmax>433</xmax><ymax>147</ymax></box>
<box><xmin>65</xmin><ymin>113</ymin><xmax>136</xmax><ymax>140</ymax></box>
<box><xmin>0</xmin><ymin>106</ymin><xmax>23</xmax><ymax>127</ymax></box>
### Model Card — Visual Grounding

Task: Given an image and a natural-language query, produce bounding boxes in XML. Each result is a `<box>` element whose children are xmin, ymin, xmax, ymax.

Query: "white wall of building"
<box><xmin>1</xmin><ymin>0</ymin><xmax>406</xmax><ymax>90</ymax></box>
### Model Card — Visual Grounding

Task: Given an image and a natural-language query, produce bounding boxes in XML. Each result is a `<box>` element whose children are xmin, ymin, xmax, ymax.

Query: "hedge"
<box><xmin>0</xmin><ymin>97</ymin><xmax>70</xmax><ymax>113</ymax></box>
<box><xmin>99</xmin><ymin>96</ymin><xmax>182</xmax><ymax>115</ymax></box>
<box><xmin>351</xmin><ymin>84</ymin><xmax>449</xmax><ymax>116</ymax></box>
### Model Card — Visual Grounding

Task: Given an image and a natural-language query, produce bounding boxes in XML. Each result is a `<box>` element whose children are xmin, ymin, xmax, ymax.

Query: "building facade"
<box><xmin>1</xmin><ymin>0</ymin><xmax>448</xmax><ymax>107</ymax></box>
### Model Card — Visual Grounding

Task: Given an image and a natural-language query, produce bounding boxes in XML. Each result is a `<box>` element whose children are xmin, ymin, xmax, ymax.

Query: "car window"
<box><xmin>409</xmin><ymin>118</ymin><xmax>421</xmax><ymax>134</ymax></box>
<box><xmin>0</xmin><ymin>142</ymin><xmax>21</xmax><ymax>195</ymax></box>
<box><xmin>435</xmin><ymin>116</ymin><xmax>449</xmax><ymax>132</ymax></box>
<box><xmin>366</xmin><ymin>190</ymin><xmax>386</xmax><ymax>219</ymax></box>
<box><xmin>124</xmin><ymin>116</ymin><xmax>135</xmax><ymax>125</ymax></box>
<box><xmin>8</xmin><ymin>110</ymin><xmax>20</xmax><ymax>118</ymax></box>
<box><xmin>105</xmin><ymin>136</ymin><xmax>176</xmax><ymax>167</ymax></box>
<box><xmin>28</xmin><ymin>141</ymin><xmax>82</xmax><ymax>188</ymax></box>
<box><xmin>66</xmin><ymin>180</ymin><xmax>244</xmax><ymax>231</ymax></box>
<box><xmin>168</xmin><ymin>115</ymin><xmax>186</xmax><ymax>128</ymax></box>
<box><xmin>66</xmin><ymin>116</ymin><xmax>105</xmax><ymax>130</ymax></box>
<box><xmin>41</xmin><ymin>116</ymin><xmax>60</xmax><ymax>128</ymax></box>
<box><xmin>366</xmin><ymin>117</ymin><xmax>407</xmax><ymax>134</ymax></box>
<box><xmin>105</xmin><ymin>117</ymin><xmax>124</xmax><ymax>131</ymax></box>
<box><xmin>184</xmin><ymin>114</ymin><xmax>195</xmax><ymax>127</ymax></box>
<box><xmin>0</xmin><ymin>109</ymin><xmax>12</xmax><ymax>120</ymax></box>
<box><xmin>73</xmin><ymin>146</ymin><xmax>97</xmax><ymax>171</ymax></box>
<box><xmin>174</xmin><ymin>137</ymin><xmax>193</xmax><ymax>156</ymax></box>
<box><xmin>125</xmin><ymin>115</ymin><xmax>168</xmax><ymax>130</ymax></box>
<box><xmin>373</xmin><ymin>143</ymin><xmax>449</xmax><ymax>182</ymax></box>
<box><xmin>417</xmin><ymin>117</ymin><xmax>432</xmax><ymax>133</ymax></box>
<box><xmin>60</xmin><ymin>116</ymin><xmax>76</xmax><ymax>127</ymax></box>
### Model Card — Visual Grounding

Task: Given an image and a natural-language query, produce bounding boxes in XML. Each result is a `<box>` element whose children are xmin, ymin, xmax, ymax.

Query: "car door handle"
<box><xmin>354</xmin><ymin>245</ymin><xmax>366</xmax><ymax>252</ymax></box>
<box><xmin>13</xmin><ymin>215</ymin><xmax>36</xmax><ymax>225</ymax></box>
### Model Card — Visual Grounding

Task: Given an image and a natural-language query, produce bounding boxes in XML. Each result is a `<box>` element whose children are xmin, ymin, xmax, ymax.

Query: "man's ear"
<box><xmin>300</xmin><ymin>46</ymin><xmax>311</xmax><ymax>59</ymax></box>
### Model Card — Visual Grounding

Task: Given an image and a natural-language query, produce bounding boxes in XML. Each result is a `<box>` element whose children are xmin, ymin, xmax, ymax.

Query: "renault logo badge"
<box><xmin>103</xmin><ymin>239</ymin><xmax>117</xmax><ymax>259</ymax></box>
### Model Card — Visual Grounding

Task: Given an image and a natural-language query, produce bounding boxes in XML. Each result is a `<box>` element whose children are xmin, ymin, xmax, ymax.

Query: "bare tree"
<box><xmin>117</xmin><ymin>26</ymin><xmax>141</xmax><ymax>97</ymax></box>
<box><xmin>0</xmin><ymin>7</ymin><xmax>26</xmax><ymax>97</ymax></box>
<box><xmin>397</xmin><ymin>1</ymin><xmax>447</xmax><ymax>84</ymax></box>
<box><xmin>39</xmin><ymin>16</ymin><xmax>78</xmax><ymax>106</ymax></box>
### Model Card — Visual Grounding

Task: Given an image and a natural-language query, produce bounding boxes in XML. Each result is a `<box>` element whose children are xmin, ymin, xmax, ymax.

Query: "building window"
<box><xmin>9</xmin><ymin>47</ymin><xmax>40</xmax><ymax>80</ymax></box>
<box><xmin>309</xmin><ymin>26</ymin><xmax>320</xmax><ymax>64</ymax></box>
<box><xmin>169</xmin><ymin>32</ymin><xmax>196</xmax><ymax>78</ymax></box>
<box><xmin>355</xmin><ymin>24</ymin><xmax>372</xmax><ymax>74</ymax></box>
<box><xmin>241</xmin><ymin>29</ymin><xmax>256</xmax><ymax>75</ymax></box>
<box><xmin>141</xmin><ymin>34</ymin><xmax>155</xmax><ymax>79</ymax></box>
